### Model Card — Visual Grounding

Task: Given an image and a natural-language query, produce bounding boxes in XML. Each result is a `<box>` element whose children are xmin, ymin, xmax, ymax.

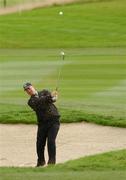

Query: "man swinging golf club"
<box><xmin>23</xmin><ymin>82</ymin><xmax>60</xmax><ymax>167</ymax></box>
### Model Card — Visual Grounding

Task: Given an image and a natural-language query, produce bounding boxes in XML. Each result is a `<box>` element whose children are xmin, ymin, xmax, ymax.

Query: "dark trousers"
<box><xmin>36</xmin><ymin>121</ymin><xmax>60</xmax><ymax>166</ymax></box>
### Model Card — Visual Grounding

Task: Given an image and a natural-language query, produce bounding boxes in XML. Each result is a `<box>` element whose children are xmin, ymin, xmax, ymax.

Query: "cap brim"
<box><xmin>24</xmin><ymin>86</ymin><xmax>31</xmax><ymax>90</ymax></box>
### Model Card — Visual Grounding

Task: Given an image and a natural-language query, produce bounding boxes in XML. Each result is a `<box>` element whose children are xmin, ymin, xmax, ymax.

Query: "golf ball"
<box><xmin>61</xmin><ymin>51</ymin><xmax>65</xmax><ymax>56</ymax></box>
<box><xmin>59</xmin><ymin>11</ymin><xmax>63</xmax><ymax>15</ymax></box>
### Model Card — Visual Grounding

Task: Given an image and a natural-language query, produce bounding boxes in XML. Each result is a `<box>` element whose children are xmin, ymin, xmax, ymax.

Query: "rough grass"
<box><xmin>0</xmin><ymin>149</ymin><xmax>126</xmax><ymax>180</ymax></box>
<box><xmin>0</xmin><ymin>105</ymin><xmax>125</xmax><ymax>127</ymax></box>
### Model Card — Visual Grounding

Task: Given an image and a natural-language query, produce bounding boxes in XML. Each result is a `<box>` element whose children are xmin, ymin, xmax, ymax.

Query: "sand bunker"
<box><xmin>0</xmin><ymin>122</ymin><xmax>126</xmax><ymax>167</ymax></box>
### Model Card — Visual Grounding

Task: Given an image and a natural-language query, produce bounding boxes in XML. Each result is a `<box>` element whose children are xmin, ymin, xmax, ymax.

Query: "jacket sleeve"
<box><xmin>28</xmin><ymin>97</ymin><xmax>39</xmax><ymax>111</ymax></box>
<box><xmin>42</xmin><ymin>90</ymin><xmax>57</xmax><ymax>103</ymax></box>
<box><xmin>28</xmin><ymin>93</ymin><xmax>53</xmax><ymax>111</ymax></box>
<box><xmin>39</xmin><ymin>90</ymin><xmax>55</xmax><ymax>103</ymax></box>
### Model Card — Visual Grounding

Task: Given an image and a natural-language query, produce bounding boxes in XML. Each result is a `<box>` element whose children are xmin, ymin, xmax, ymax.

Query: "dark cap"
<box><xmin>23</xmin><ymin>82</ymin><xmax>32</xmax><ymax>90</ymax></box>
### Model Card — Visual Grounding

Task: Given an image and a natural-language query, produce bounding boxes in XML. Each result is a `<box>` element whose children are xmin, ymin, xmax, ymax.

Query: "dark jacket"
<box><xmin>28</xmin><ymin>89</ymin><xmax>60</xmax><ymax>124</ymax></box>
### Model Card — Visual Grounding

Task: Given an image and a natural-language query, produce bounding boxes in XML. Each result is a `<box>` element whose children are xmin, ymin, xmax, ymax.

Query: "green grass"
<box><xmin>0</xmin><ymin>149</ymin><xmax>126</xmax><ymax>180</ymax></box>
<box><xmin>0</xmin><ymin>0</ymin><xmax>45</xmax><ymax>7</ymax></box>
<box><xmin>0</xmin><ymin>0</ymin><xmax>126</xmax><ymax>48</ymax></box>
<box><xmin>0</xmin><ymin>48</ymin><xmax>126</xmax><ymax>127</ymax></box>
<box><xmin>0</xmin><ymin>0</ymin><xmax>126</xmax><ymax>127</ymax></box>
<box><xmin>0</xmin><ymin>0</ymin><xmax>115</xmax><ymax>8</ymax></box>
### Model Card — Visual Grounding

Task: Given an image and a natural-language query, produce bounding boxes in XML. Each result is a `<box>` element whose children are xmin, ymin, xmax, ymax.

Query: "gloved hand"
<box><xmin>51</xmin><ymin>91</ymin><xmax>58</xmax><ymax>101</ymax></box>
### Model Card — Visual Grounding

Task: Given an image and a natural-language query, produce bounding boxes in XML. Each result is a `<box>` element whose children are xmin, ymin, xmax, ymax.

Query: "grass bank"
<box><xmin>0</xmin><ymin>104</ymin><xmax>126</xmax><ymax>127</ymax></box>
<box><xmin>0</xmin><ymin>149</ymin><xmax>126</xmax><ymax>180</ymax></box>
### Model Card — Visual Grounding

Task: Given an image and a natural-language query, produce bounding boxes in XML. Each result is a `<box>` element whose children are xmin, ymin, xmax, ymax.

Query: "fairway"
<box><xmin>0</xmin><ymin>0</ymin><xmax>126</xmax><ymax>127</ymax></box>
<box><xmin>0</xmin><ymin>48</ymin><xmax>126</xmax><ymax>126</ymax></box>
<box><xmin>0</xmin><ymin>0</ymin><xmax>126</xmax><ymax>48</ymax></box>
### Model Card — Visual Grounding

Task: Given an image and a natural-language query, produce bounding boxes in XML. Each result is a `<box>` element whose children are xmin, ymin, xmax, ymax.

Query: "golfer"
<box><xmin>23</xmin><ymin>82</ymin><xmax>60</xmax><ymax>167</ymax></box>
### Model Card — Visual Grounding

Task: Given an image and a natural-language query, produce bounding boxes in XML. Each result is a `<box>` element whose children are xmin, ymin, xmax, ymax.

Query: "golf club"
<box><xmin>56</xmin><ymin>51</ymin><xmax>65</xmax><ymax>91</ymax></box>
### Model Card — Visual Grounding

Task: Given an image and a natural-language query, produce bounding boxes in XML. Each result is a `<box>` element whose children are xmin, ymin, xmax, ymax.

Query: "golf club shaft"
<box><xmin>56</xmin><ymin>54</ymin><xmax>64</xmax><ymax>91</ymax></box>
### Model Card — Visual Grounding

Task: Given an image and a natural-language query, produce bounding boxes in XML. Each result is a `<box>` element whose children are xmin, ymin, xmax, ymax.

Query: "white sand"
<box><xmin>0</xmin><ymin>122</ymin><xmax>126</xmax><ymax>167</ymax></box>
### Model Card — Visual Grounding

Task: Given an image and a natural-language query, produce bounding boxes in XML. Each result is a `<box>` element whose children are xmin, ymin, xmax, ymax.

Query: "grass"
<box><xmin>0</xmin><ymin>0</ymin><xmax>126</xmax><ymax>48</ymax></box>
<box><xmin>0</xmin><ymin>149</ymin><xmax>126</xmax><ymax>180</ymax></box>
<box><xmin>0</xmin><ymin>0</ymin><xmax>126</xmax><ymax>127</ymax></box>
<box><xmin>0</xmin><ymin>104</ymin><xmax>125</xmax><ymax>127</ymax></box>
<box><xmin>0</xmin><ymin>48</ymin><xmax>126</xmax><ymax>127</ymax></box>
<box><xmin>0</xmin><ymin>0</ymin><xmax>45</xmax><ymax>7</ymax></box>
<box><xmin>0</xmin><ymin>2</ymin><xmax>126</xmax><ymax>179</ymax></box>
<box><xmin>0</xmin><ymin>0</ymin><xmax>115</xmax><ymax>8</ymax></box>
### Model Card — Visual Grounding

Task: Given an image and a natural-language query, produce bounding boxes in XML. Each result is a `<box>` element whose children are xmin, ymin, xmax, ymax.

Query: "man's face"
<box><xmin>25</xmin><ymin>86</ymin><xmax>36</xmax><ymax>96</ymax></box>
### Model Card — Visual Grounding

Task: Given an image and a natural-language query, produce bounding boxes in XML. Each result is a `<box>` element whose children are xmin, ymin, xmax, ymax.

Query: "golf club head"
<box><xmin>55</xmin><ymin>52</ymin><xmax>65</xmax><ymax>91</ymax></box>
<box><xmin>61</xmin><ymin>51</ymin><xmax>65</xmax><ymax>60</ymax></box>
